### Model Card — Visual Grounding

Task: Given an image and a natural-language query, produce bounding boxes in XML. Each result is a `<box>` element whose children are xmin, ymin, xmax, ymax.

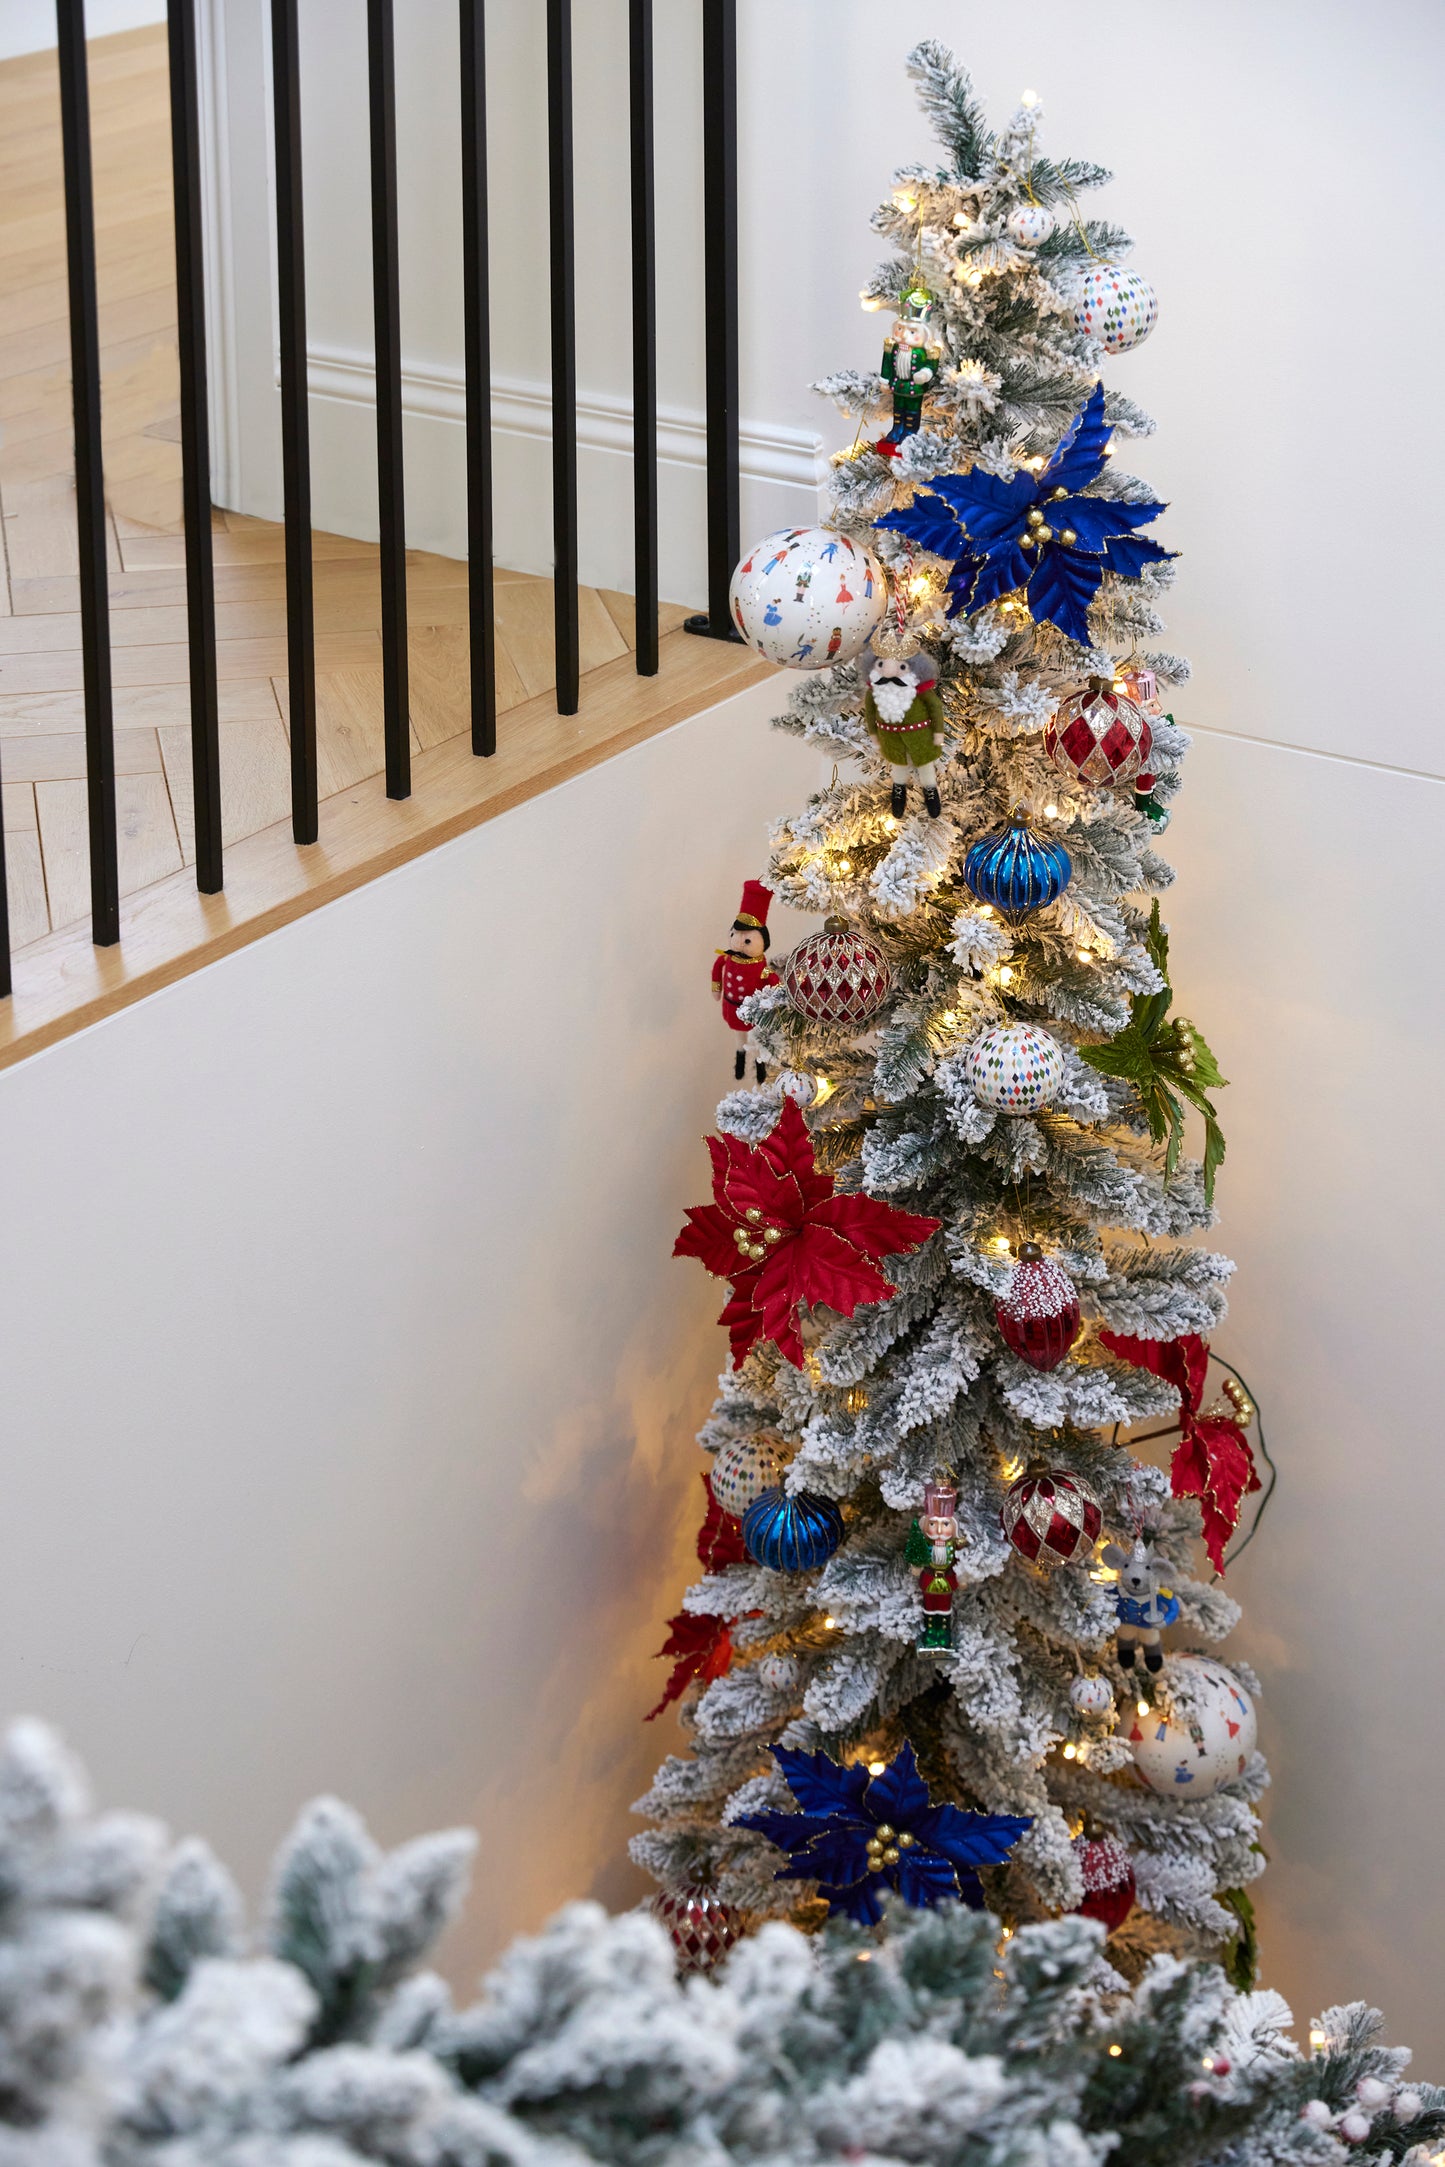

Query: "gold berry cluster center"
<box><xmin>865</xmin><ymin>1821</ymin><xmax>917</xmax><ymax>1871</ymax></box>
<box><xmin>731</xmin><ymin>1205</ymin><xmax>787</xmax><ymax>1264</ymax></box>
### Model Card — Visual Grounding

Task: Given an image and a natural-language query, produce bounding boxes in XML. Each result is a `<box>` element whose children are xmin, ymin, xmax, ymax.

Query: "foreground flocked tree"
<box><xmin>637</xmin><ymin>42</ymin><xmax>1282</xmax><ymax>1981</ymax></box>
<box><xmin>0</xmin><ymin>1718</ymin><xmax>1439</xmax><ymax>2166</ymax></box>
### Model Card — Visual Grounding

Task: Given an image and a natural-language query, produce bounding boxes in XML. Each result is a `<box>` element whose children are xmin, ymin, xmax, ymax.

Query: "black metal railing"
<box><xmin>0</xmin><ymin>0</ymin><xmax>744</xmax><ymax>1000</ymax></box>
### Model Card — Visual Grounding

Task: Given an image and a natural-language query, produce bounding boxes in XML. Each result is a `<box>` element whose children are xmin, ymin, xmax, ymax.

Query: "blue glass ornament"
<box><xmin>964</xmin><ymin>816</ymin><xmax>1072</xmax><ymax>921</ymax></box>
<box><xmin>742</xmin><ymin>1487</ymin><xmax>843</xmax><ymax>1572</ymax></box>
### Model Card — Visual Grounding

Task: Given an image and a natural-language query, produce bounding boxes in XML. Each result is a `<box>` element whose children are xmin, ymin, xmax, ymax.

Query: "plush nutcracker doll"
<box><xmin>864</xmin><ymin>647</ymin><xmax>946</xmax><ymax>818</ymax></box>
<box><xmin>905</xmin><ymin>1477</ymin><xmax>960</xmax><ymax>1653</ymax></box>
<box><xmin>875</xmin><ymin>291</ymin><xmax>944</xmax><ymax>458</ymax></box>
<box><xmin>712</xmin><ymin>880</ymin><xmax>780</xmax><ymax>1084</ymax></box>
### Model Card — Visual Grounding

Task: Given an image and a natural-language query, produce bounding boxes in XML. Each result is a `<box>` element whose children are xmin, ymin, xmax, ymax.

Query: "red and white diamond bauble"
<box><xmin>782</xmin><ymin>917</ymin><xmax>895</xmax><ymax>1028</ymax></box>
<box><xmin>710</xmin><ymin>1434</ymin><xmax>787</xmax><ymax>1520</ymax></box>
<box><xmin>1127</xmin><ymin>1655</ymin><xmax>1258</xmax><ymax>1800</ymax></box>
<box><xmin>651</xmin><ymin>1886</ymin><xmax>743</xmax><ymax>1975</ymax></box>
<box><xmin>729</xmin><ymin>528</ymin><xmax>886</xmax><ymax>671</ymax></box>
<box><xmin>1045</xmin><ymin>679</ymin><xmax>1153</xmax><ymax>787</ymax></box>
<box><xmin>963</xmin><ymin>1022</ymin><xmax>1066</xmax><ymax>1113</ymax></box>
<box><xmin>1069</xmin><ymin>1672</ymin><xmax>1115</xmax><ymax>1719</ymax></box>
<box><xmin>996</xmin><ymin>1244</ymin><xmax>1082</xmax><ymax>1370</ymax></box>
<box><xmin>1000</xmin><ymin>1469</ymin><xmax>1102</xmax><ymax>1567</ymax></box>
<box><xmin>1073</xmin><ymin>264</ymin><xmax>1158</xmax><ymax>353</ymax></box>
<box><xmin>1071</xmin><ymin>1834</ymin><xmax>1136</xmax><ymax>1932</ymax></box>
<box><xmin>1006</xmin><ymin>202</ymin><xmax>1055</xmax><ymax>246</ymax></box>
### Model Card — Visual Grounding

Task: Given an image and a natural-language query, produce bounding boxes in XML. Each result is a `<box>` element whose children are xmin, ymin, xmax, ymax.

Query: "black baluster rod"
<box><xmin>167</xmin><ymin>0</ymin><xmax>222</xmax><ymax>892</ymax></box>
<box><xmin>0</xmin><ymin>743</ymin><xmax>11</xmax><ymax>1000</ymax></box>
<box><xmin>55</xmin><ymin>0</ymin><xmax>119</xmax><ymax>942</ymax></box>
<box><xmin>368</xmin><ymin>0</ymin><xmax>410</xmax><ymax>798</ymax></box>
<box><xmin>270</xmin><ymin>0</ymin><xmax>318</xmax><ymax>844</ymax></box>
<box><xmin>684</xmin><ymin>0</ymin><xmax>742</xmax><ymax>643</ymax></box>
<box><xmin>459</xmin><ymin>0</ymin><xmax>495</xmax><ymax>756</ymax></box>
<box><xmin>546</xmin><ymin>0</ymin><xmax>579</xmax><ymax>716</ymax></box>
<box><xmin>628</xmin><ymin>0</ymin><xmax>658</xmax><ymax>676</ymax></box>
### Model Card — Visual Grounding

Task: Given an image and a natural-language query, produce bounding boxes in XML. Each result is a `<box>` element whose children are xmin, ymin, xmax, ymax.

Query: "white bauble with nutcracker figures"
<box><xmin>1127</xmin><ymin>1655</ymin><xmax>1258</xmax><ymax>1800</ymax></box>
<box><xmin>729</xmin><ymin>528</ymin><xmax>886</xmax><ymax>670</ymax></box>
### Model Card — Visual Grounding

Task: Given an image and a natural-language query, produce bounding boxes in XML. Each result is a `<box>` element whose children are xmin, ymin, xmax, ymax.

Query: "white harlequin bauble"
<box><xmin>1069</xmin><ymin>1673</ymin><xmax>1115</xmax><ymax>1718</ymax></box>
<box><xmin>1074</xmin><ymin>264</ymin><xmax>1158</xmax><ymax>354</ymax></box>
<box><xmin>1006</xmin><ymin>203</ymin><xmax>1055</xmax><ymax>246</ymax></box>
<box><xmin>710</xmin><ymin>1435</ymin><xmax>787</xmax><ymax>1519</ymax></box>
<box><xmin>1127</xmin><ymin>1656</ymin><xmax>1258</xmax><ymax>1800</ymax></box>
<box><xmin>963</xmin><ymin>1023</ymin><xmax>1066</xmax><ymax>1113</ymax></box>
<box><xmin>729</xmin><ymin>528</ymin><xmax>886</xmax><ymax>670</ymax></box>
<box><xmin>758</xmin><ymin>1652</ymin><xmax>802</xmax><ymax>1690</ymax></box>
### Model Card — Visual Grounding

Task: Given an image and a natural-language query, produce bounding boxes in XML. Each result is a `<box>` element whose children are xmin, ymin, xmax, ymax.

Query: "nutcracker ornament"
<box><xmin>863</xmin><ymin>646</ymin><xmax>947</xmax><ymax>817</ymax></box>
<box><xmin>874</xmin><ymin>287</ymin><xmax>944</xmax><ymax>457</ymax></box>
<box><xmin>712</xmin><ymin>880</ymin><xmax>780</xmax><ymax>1084</ymax></box>
<box><xmin>1100</xmin><ymin>1538</ymin><xmax>1180</xmax><ymax>1673</ymax></box>
<box><xmin>904</xmin><ymin>1476</ymin><xmax>961</xmax><ymax>1652</ymax></box>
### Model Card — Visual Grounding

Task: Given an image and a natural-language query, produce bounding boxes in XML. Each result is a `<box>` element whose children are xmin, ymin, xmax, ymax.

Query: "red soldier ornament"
<box><xmin>905</xmin><ymin>1476</ymin><xmax>960</xmax><ymax>1653</ymax></box>
<box><xmin>712</xmin><ymin>880</ymin><xmax>781</xmax><ymax>1084</ymax></box>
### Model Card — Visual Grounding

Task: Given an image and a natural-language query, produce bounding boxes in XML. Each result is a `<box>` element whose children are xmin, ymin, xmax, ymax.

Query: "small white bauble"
<box><xmin>1069</xmin><ymin>1673</ymin><xmax>1115</xmax><ymax>1719</ymax></box>
<box><xmin>729</xmin><ymin>527</ymin><xmax>887</xmax><ymax>671</ymax></box>
<box><xmin>1006</xmin><ymin>203</ymin><xmax>1055</xmax><ymax>246</ymax></box>
<box><xmin>1074</xmin><ymin>264</ymin><xmax>1158</xmax><ymax>354</ymax></box>
<box><xmin>1127</xmin><ymin>1656</ymin><xmax>1258</xmax><ymax>1800</ymax></box>
<box><xmin>963</xmin><ymin>1022</ymin><xmax>1066</xmax><ymax>1114</ymax></box>
<box><xmin>710</xmin><ymin>1435</ymin><xmax>787</xmax><ymax>1520</ymax></box>
<box><xmin>758</xmin><ymin>1653</ymin><xmax>802</xmax><ymax>1690</ymax></box>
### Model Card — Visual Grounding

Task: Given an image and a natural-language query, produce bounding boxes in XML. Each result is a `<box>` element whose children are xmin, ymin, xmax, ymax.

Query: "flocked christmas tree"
<box><xmin>635</xmin><ymin>41</ymin><xmax>1275</xmax><ymax>1983</ymax></box>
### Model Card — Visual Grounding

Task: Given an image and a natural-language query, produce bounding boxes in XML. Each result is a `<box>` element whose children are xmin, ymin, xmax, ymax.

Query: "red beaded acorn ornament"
<box><xmin>781</xmin><ymin>916</ymin><xmax>895</xmax><ymax>1028</ymax></box>
<box><xmin>995</xmin><ymin>1242</ymin><xmax>1082</xmax><ymax>1370</ymax></box>
<box><xmin>1000</xmin><ymin>1469</ymin><xmax>1103</xmax><ymax>1567</ymax></box>
<box><xmin>651</xmin><ymin>1885</ymin><xmax>744</xmax><ymax>1976</ymax></box>
<box><xmin>1070</xmin><ymin>1834</ymin><xmax>1136</xmax><ymax>1932</ymax></box>
<box><xmin>1045</xmin><ymin>675</ymin><xmax>1152</xmax><ymax>788</ymax></box>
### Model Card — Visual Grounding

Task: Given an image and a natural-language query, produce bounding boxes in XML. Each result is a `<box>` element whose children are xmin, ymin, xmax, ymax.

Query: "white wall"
<box><xmin>0</xmin><ymin>686</ymin><xmax>820</xmax><ymax>1978</ymax></box>
<box><xmin>0</xmin><ymin>0</ymin><xmax>163</xmax><ymax>60</ymax></box>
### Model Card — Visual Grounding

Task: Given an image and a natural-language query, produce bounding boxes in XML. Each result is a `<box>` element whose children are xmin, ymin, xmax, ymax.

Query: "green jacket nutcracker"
<box><xmin>864</xmin><ymin>647</ymin><xmax>946</xmax><ymax>819</ymax></box>
<box><xmin>875</xmin><ymin>291</ymin><xmax>944</xmax><ymax>458</ymax></box>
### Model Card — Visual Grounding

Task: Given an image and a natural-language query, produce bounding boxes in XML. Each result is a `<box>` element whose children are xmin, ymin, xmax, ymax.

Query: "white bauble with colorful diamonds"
<box><xmin>1069</xmin><ymin>1673</ymin><xmax>1115</xmax><ymax>1719</ymax></box>
<box><xmin>1074</xmin><ymin>265</ymin><xmax>1158</xmax><ymax>353</ymax></box>
<box><xmin>710</xmin><ymin>1434</ymin><xmax>788</xmax><ymax>1519</ymax></box>
<box><xmin>729</xmin><ymin>528</ymin><xmax>887</xmax><ymax>671</ymax></box>
<box><xmin>963</xmin><ymin>1023</ymin><xmax>1066</xmax><ymax>1113</ymax></box>
<box><xmin>1006</xmin><ymin>203</ymin><xmax>1055</xmax><ymax>246</ymax></box>
<box><xmin>1127</xmin><ymin>1656</ymin><xmax>1258</xmax><ymax>1800</ymax></box>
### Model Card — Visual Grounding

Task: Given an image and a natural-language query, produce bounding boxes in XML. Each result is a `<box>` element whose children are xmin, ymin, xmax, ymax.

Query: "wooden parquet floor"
<box><xmin>0</xmin><ymin>24</ymin><xmax>689</xmax><ymax>957</ymax></box>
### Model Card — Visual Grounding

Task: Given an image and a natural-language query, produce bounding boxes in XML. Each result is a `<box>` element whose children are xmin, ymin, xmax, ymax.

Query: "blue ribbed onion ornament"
<box><xmin>742</xmin><ymin>1487</ymin><xmax>844</xmax><ymax>1572</ymax></box>
<box><xmin>963</xmin><ymin>816</ymin><xmax>1072</xmax><ymax>921</ymax></box>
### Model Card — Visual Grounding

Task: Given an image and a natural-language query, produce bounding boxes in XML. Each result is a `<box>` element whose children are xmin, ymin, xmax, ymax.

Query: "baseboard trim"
<box><xmin>302</xmin><ymin>343</ymin><xmax>827</xmax><ymax>496</ymax></box>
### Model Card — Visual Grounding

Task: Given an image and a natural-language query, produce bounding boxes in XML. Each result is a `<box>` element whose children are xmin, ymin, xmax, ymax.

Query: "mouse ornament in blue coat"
<box><xmin>1101</xmin><ymin>1538</ymin><xmax>1180</xmax><ymax>1674</ymax></box>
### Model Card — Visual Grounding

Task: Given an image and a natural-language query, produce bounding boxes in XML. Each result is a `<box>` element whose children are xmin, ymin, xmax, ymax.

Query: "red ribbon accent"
<box><xmin>1097</xmin><ymin>1331</ymin><xmax>1260</xmax><ymax>1574</ymax></box>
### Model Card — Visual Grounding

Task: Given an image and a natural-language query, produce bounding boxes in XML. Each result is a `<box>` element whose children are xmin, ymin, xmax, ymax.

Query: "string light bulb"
<box><xmin>1108</xmin><ymin>2043</ymin><xmax>1123</xmax><ymax>2059</ymax></box>
<box><xmin>1137</xmin><ymin>1698</ymin><xmax>1150</xmax><ymax>1717</ymax></box>
<box><xmin>1062</xmin><ymin>1742</ymin><xmax>1077</xmax><ymax>1759</ymax></box>
<box><xmin>893</xmin><ymin>188</ymin><xmax>918</xmax><ymax>212</ymax></box>
<box><xmin>823</xmin><ymin>1615</ymin><xmax>840</xmax><ymax>1631</ymax></box>
<box><xmin>1043</xmin><ymin>803</ymin><xmax>1060</xmax><ymax>819</ymax></box>
<box><xmin>811</xmin><ymin>1075</ymin><xmax>836</xmax><ymax>1108</ymax></box>
<box><xmin>1021</xmin><ymin>87</ymin><xmax>1039</xmax><ymax>106</ymax></box>
<box><xmin>1309</xmin><ymin>2028</ymin><xmax>1327</xmax><ymax>2052</ymax></box>
<box><xmin>859</xmin><ymin>290</ymin><xmax>885</xmax><ymax>312</ymax></box>
<box><xmin>868</xmin><ymin>1759</ymin><xmax>887</xmax><ymax>1776</ymax></box>
<box><xmin>998</xmin><ymin>965</ymin><xmax>1014</xmax><ymax>986</ymax></box>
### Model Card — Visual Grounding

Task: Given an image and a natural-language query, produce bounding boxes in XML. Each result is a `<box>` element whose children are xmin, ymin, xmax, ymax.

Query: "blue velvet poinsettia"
<box><xmin>875</xmin><ymin>383</ymin><xmax>1174</xmax><ymax>646</ymax></box>
<box><xmin>737</xmin><ymin>1742</ymin><xmax>1032</xmax><ymax>1926</ymax></box>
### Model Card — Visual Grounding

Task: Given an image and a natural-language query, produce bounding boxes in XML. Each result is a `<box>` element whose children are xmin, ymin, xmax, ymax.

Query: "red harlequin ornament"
<box><xmin>996</xmin><ymin>1243</ymin><xmax>1081</xmax><ymax>1370</ymax></box>
<box><xmin>1071</xmin><ymin>1834</ymin><xmax>1136</xmax><ymax>1932</ymax></box>
<box><xmin>781</xmin><ymin>916</ymin><xmax>895</xmax><ymax>1028</ymax></box>
<box><xmin>1045</xmin><ymin>676</ymin><xmax>1152</xmax><ymax>787</ymax></box>
<box><xmin>1000</xmin><ymin>1470</ymin><xmax>1102</xmax><ymax>1567</ymax></box>
<box><xmin>651</xmin><ymin>1886</ymin><xmax>743</xmax><ymax>1976</ymax></box>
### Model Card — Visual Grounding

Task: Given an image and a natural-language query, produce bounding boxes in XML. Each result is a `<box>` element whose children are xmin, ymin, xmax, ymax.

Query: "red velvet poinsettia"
<box><xmin>674</xmin><ymin>1098</ymin><xmax>940</xmax><ymax>1368</ymax></box>
<box><xmin>1098</xmin><ymin>1329</ymin><xmax>1260</xmax><ymax>1573</ymax></box>
<box><xmin>646</xmin><ymin>1475</ymin><xmax>750</xmax><ymax>1720</ymax></box>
